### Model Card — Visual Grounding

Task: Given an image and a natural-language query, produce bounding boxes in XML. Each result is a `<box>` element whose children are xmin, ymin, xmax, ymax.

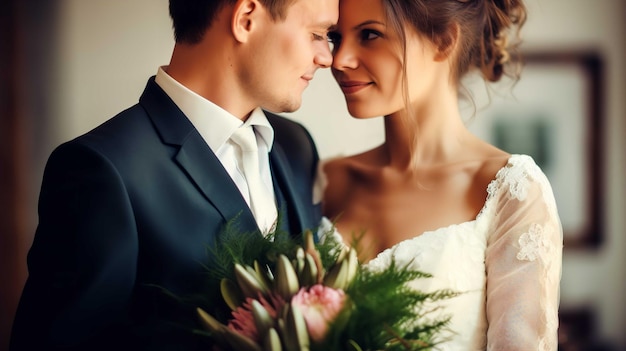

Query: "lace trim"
<box><xmin>484</xmin><ymin>154</ymin><xmax>559</xmax><ymax>218</ymax></box>
<box><xmin>517</xmin><ymin>223</ymin><xmax>552</xmax><ymax>262</ymax></box>
<box><xmin>480</xmin><ymin>154</ymin><xmax>531</xmax><ymax>220</ymax></box>
<box><xmin>485</xmin><ymin>154</ymin><xmax>535</xmax><ymax>202</ymax></box>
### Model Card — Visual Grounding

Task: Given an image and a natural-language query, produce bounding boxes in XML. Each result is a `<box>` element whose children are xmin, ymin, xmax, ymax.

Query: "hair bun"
<box><xmin>479</xmin><ymin>0</ymin><xmax>526</xmax><ymax>82</ymax></box>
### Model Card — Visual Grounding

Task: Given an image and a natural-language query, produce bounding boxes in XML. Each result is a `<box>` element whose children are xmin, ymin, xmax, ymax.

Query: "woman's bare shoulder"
<box><xmin>323</xmin><ymin>148</ymin><xmax>381</xmax><ymax>174</ymax></box>
<box><xmin>465</xmin><ymin>144</ymin><xmax>511</xmax><ymax>198</ymax></box>
<box><xmin>477</xmin><ymin>143</ymin><xmax>511</xmax><ymax>175</ymax></box>
<box><xmin>321</xmin><ymin>148</ymin><xmax>381</xmax><ymax>217</ymax></box>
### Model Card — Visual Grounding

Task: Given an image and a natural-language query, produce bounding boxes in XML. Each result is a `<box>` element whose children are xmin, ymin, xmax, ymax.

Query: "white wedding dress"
<box><xmin>319</xmin><ymin>154</ymin><xmax>563</xmax><ymax>351</ymax></box>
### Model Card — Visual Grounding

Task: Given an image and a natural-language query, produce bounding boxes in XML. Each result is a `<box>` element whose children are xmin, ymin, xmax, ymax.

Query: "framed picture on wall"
<box><xmin>464</xmin><ymin>51</ymin><xmax>604</xmax><ymax>249</ymax></box>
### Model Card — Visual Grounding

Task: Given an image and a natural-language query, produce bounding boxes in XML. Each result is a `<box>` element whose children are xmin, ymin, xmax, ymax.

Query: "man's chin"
<box><xmin>263</xmin><ymin>99</ymin><xmax>302</xmax><ymax>114</ymax></box>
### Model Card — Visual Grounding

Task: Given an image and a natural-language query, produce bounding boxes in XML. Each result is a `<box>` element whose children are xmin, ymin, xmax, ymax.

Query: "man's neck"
<box><xmin>167</xmin><ymin>40</ymin><xmax>255</xmax><ymax>121</ymax></box>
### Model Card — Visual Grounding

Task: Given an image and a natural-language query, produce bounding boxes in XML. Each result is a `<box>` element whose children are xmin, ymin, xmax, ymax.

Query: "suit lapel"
<box><xmin>175</xmin><ymin>136</ymin><xmax>257</xmax><ymax>232</ymax></box>
<box><xmin>269</xmin><ymin>143</ymin><xmax>307</xmax><ymax>234</ymax></box>
<box><xmin>139</xmin><ymin>77</ymin><xmax>258</xmax><ymax>233</ymax></box>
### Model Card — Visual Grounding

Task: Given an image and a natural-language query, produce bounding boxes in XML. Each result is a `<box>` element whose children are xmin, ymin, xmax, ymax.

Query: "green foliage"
<box><xmin>204</xmin><ymin>215</ymin><xmax>342</xmax><ymax>284</ymax></box>
<box><xmin>339</xmin><ymin>261</ymin><xmax>461</xmax><ymax>351</ymax></box>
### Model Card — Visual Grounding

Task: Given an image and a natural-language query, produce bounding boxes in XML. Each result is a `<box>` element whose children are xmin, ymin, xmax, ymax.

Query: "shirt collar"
<box><xmin>244</xmin><ymin>108</ymin><xmax>274</xmax><ymax>152</ymax></box>
<box><xmin>155</xmin><ymin>66</ymin><xmax>274</xmax><ymax>152</ymax></box>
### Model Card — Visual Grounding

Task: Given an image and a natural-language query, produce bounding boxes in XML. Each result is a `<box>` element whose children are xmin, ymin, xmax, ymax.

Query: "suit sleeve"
<box><xmin>10</xmin><ymin>141</ymin><xmax>139</xmax><ymax>351</ymax></box>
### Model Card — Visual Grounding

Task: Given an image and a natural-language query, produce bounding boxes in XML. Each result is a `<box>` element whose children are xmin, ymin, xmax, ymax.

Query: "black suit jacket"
<box><xmin>9</xmin><ymin>77</ymin><xmax>322</xmax><ymax>350</ymax></box>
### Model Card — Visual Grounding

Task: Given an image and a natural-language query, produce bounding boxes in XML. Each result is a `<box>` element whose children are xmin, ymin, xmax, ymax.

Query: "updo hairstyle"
<box><xmin>382</xmin><ymin>0</ymin><xmax>527</xmax><ymax>84</ymax></box>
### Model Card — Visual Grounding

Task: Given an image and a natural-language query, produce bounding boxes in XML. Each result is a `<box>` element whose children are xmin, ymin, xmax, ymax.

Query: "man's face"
<box><xmin>241</xmin><ymin>0</ymin><xmax>338</xmax><ymax>113</ymax></box>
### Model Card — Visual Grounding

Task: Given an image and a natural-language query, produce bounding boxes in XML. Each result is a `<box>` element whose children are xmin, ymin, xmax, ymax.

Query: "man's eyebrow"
<box><xmin>317</xmin><ymin>21</ymin><xmax>338</xmax><ymax>31</ymax></box>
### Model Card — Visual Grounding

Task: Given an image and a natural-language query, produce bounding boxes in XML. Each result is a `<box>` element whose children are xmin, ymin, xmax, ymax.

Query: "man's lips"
<box><xmin>338</xmin><ymin>80</ymin><xmax>372</xmax><ymax>94</ymax></box>
<box><xmin>300</xmin><ymin>75</ymin><xmax>313</xmax><ymax>86</ymax></box>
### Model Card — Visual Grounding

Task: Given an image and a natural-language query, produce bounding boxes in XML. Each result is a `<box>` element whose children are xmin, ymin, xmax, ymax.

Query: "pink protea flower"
<box><xmin>290</xmin><ymin>284</ymin><xmax>346</xmax><ymax>343</ymax></box>
<box><xmin>227</xmin><ymin>293</ymin><xmax>285</xmax><ymax>342</ymax></box>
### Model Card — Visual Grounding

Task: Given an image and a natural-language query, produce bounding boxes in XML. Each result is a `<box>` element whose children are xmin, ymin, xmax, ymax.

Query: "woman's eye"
<box><xmin>360</xmin><ymin>29</ymin><xmax>381</xmax><ymax>41</ymax></box>
<box><xmin>327</xmin><ymin>31</ymin><xmax>341</xmax><ymax>45</ymax></box>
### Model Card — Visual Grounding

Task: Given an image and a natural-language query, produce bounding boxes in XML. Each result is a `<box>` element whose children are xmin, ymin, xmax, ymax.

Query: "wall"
<box><xmin>9</xmin><ymin>0</ymin><xmax>625</xmax><ymax>349</ymax></box>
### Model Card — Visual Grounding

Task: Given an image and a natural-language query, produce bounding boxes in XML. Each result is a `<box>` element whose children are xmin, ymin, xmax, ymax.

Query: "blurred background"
<box><xmin>1</xmin><ymin>0</ymin><xmax>624</xmax><ymax>350</ymax></box>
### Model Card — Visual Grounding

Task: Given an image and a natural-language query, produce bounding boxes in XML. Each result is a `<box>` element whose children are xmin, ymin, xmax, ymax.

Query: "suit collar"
<box><xmin>155</xmin><ymin>68</ymin><xmax>275</xmax><ymax>153</ymax></box>
<box><xmin>139</xmin><ymin>76</ymin><xmax>195</xmax><ymax>146</ymax></box>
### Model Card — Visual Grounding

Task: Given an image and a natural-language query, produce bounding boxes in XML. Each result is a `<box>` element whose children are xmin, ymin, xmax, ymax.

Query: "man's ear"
<box><xmin>433</xmin><ymin>23</ymin><xmax>460</xmax><ymax>62</ymax></box>
<box><xmin>232</xmin><ymin>0</ymin><xmax>262</xmax><ymax>43</ymax></box>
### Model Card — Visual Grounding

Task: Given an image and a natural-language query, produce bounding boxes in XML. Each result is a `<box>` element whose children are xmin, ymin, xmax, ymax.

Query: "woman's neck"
<box><xmin>382</xmin><ymin>93</ymin><xmax>471</xmax><ymax>170</ymax></box>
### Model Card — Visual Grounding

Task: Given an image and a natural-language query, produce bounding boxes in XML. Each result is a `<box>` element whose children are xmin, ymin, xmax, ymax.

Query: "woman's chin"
<box><xmin>346</xmin><ymin>105</ymin><xmax>384</xmax><ymax>119</ymax></box>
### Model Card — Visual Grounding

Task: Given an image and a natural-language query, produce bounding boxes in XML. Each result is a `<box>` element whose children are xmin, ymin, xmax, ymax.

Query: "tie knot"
<box><xmin>231</xmin><ymin>126</ymin><xmax>258</xmax><ymax>153</ymax></box>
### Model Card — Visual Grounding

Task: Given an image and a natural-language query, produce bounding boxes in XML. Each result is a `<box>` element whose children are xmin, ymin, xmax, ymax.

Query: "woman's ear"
<box><xmin>232</xmin><ymin>0</ymin><xmax>261</xmax><ymax>43</ymax></box>
<box><xmin>434</xmin><ymin>23</ymin><xmax>460</xmax><ymax>62</ymax></box>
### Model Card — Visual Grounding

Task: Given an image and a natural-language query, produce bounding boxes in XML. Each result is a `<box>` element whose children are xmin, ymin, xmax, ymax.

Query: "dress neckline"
<box><xmin>365</xmin><ymin>154</ymin><xmax>530</xmax><ymax>265</ymax></box>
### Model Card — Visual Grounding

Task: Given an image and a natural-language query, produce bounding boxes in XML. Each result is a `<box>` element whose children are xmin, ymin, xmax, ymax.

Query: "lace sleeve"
<box><xmin>485</xmin><ymin>160</ymin><xmax>563</xmax><ymax>350</ymax></box>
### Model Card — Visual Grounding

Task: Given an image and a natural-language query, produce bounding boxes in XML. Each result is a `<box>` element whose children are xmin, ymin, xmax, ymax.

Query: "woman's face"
<box><xmin>330</xmin><ymin>0</ymin><xmax>441</xmax><ymax>118</ymax></box>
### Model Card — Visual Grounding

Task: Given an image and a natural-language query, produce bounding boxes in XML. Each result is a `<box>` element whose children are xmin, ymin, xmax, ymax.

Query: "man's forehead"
<box><xmin>286</xmin><ymin>0</ymin><xmax>338</xmax><ymax>27</ymax></box>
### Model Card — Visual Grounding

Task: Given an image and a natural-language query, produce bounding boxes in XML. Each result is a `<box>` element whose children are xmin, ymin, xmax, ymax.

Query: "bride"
<box><xmin>319</xmin><ymin>0</ymin><xmax>563</xmax><ymax>349</ymax></box>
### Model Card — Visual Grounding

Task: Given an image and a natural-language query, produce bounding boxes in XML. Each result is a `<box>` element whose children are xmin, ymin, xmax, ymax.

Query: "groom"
<box><xmin>9</xmin><ymin>0</ymin><xmax>338</xmax><ymax>350</ymax></box>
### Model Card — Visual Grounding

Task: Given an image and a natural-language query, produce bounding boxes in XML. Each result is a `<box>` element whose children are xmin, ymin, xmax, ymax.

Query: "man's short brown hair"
<box><xmin>169</xmin><ymin>0</ymin><xmax>297</xmax><ymax>44</ymax></box>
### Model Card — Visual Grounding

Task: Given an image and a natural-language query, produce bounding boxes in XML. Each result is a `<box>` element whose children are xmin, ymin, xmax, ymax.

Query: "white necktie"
<box><xmin>230</xmin><ymin>126</ymin><xmax>278</xmax><ymax>234</ymax></box>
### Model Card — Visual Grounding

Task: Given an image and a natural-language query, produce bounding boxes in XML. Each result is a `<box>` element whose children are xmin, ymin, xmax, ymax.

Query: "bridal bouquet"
<box><xmin>193</xmin><ymin>220</ymin><xmax>457</xmax><ymax>351</ymax></box>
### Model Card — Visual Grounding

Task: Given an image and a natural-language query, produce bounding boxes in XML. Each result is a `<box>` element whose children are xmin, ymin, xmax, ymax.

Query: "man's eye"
<box><xmin>313</xmin><ymin>33</ymin><xmax>325</xmax><ymax>41</ymax></box>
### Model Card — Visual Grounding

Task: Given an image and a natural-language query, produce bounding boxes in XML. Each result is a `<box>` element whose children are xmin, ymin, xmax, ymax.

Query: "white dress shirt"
<box><xmin>154</xmin><ymin>66</ymin><xmax>277</xmax><ymax>224</ymax></box>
